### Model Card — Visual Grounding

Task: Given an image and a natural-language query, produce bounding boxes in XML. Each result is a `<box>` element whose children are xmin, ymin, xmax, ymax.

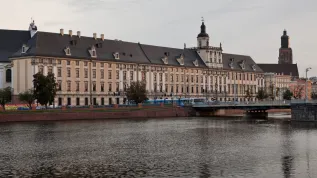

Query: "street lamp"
<box><xmin>305</xmin><ymin>67</ymin><xmax>312</xmax><ymax>102</ymax></box>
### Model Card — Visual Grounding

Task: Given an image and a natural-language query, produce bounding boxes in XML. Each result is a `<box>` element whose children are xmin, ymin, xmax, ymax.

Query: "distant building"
<box><xmin>289</xmin><ymin>79</ymin><xmax>312</xmax><ymax>100</ymax></box>
<box><xmin>278</xmin><ymin>30</ymin><xmax>293</xmax><ymax>64</ymax></box>
<box><xmin>312</xmin><ymin>82</ymin><xmax>317</xmax><ymax>94</ymax></box>
<box><xmin>263</xmin><ymin>73</ymin><xmax>291</xmax><ymax>100</ymax></box>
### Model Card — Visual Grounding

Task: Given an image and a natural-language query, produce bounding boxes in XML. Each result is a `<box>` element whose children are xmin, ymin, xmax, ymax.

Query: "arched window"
<box><xmin>6</xmin><ymin>69</ymin><xmax>11</xmax><ymax>82</ymax></box>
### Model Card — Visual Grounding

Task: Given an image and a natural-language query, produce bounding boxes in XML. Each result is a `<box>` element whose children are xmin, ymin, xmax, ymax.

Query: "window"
<box><xmin>39</xmin><ymin>67</ymin><xmax>44</xmax><ymax>74</ymax></box>
<box><xmin>76</xmin><ymin>61</ymin><xmax>79</xmax><ymax>66</ymax></box>
<box><xmin>116</xmin><ymin>83</ymin><xmax>119</xmax><ymax>92</ymax></box>
<box><xmin>84</xmin><ymin>61</ymin><xmax>88</xmax><ymax>66</ymax></box>
<box><xmin>109</xmin><ymin>63</ymin><xmax>112</xmax><ymax>68</ymax></box>
<box><xmin>84</xmin><ymin>82</ymin><xmax>88</xmax><ymax>92</ymax></box>
<box><xmin>181</xmin><ymin>76</ymin><xmax>184</xmax><ymax>82</ymax></box>
<box><xmin>101</xmin><ymin>69</ymin><xmax>104</xmax><ymax>79</ymax></box>
<box><xmin>85</xmin><ymin>98</ymin><xmax>89</xmax><ymax>105</ymax></box>
<box><xmin>85</xmin><ymin>69</ymin><xmax>88</xmax><ymax>78</ymax></box>
<box><xmin>67</xmin><ymin>98</ymin><xmax>71</xmax><ymax>106</ymax></box>
<box><xmin>93</xmin><ymin>82</ymin><xmax>96</xmax><ymax>91</ymax></box>
<box><xmin>57</xmin><ymin>60</ymin><xmax>61</xmax><ymax>64</ymax></box>
<box><xmin>101</xmin><ymin>83</ymin><xmax>104</xmax><ymax>92</ymax></box>
<box><xmin>76</xmin><ymin>69</ymin><xmax>80</xmax><ymax>78</ymax></box>
<box><xmin>100</xmin><ymin>63</ymin><xmax>104</xmax><ymax>67</ymax></box>
<box><xmin>67</xmin><ymin>60</ymin><xmax>70</xmax><ymax>65</ymax></box>
<box><xmin>5</xmin><ymin>69</ymin><xmax>11</xmax><ymax>82</ymax></box>
<box><xmin>67</xmin><ymin>81</ymin><xmax>71</xmax><ymax>91</ymax></box>
<box><xmin>57</xmin><ymin>81</ymin><xmax>62</xmax><ymax>91</ymax></box>
<box><xmin>108</xmin><ymin>71</ymin><xmax>112</xmax><ymax>79</ymax></box>
<box><xmin>109</xmin><ymin>83</ymin><xmax>112</xmax><ymax>92</ymax></box>
<box><xmin>123</xmin><ymin>71</ymin><xmax>127</xmax><ymax>80</ymax></box>
<box><xmin>176</xmin><ymin>75</ymin><xmax>178</xmax><ymax>82</ymax></box>
<box><xmin>165</xmin><ymin>74</ymin><xmax>168</xmax><ymax>82</ymax></box>
<box><xmin>101</xmin><ymin>98</ymin><xmax>104</xmax><ymax>105</ymax></box>
<box><xmin>48</xmin><ymin>67</ymin><xmax>53</xmax><ymax>74</ymax></box>
<box><xmin>171</xmin><ymin>75</ymin><xmax>173</xmax><ymax>82</ymax></box>
<box><xmin>92</xmin><ymin>50</ymin><xmax>96</xmax><ymax>57</ymax></box>
<box><xmin>76</xmin><ymin>82</ymin><xmax>80</xmax><ymax>91</ymax></box>
<box><xmin>160</xmin><ymin>73</ymin><xmax>163</xmax><ymax>82</ymax></box>
<box><xmin>93</xmin><ymin>62</ymin><xmax>96</xmax><ymax>67</ymax></box>
<box><xmin>130</xmin><ymin>71</ymin><xmax>133</xmax><ymax>80</ymax></box>
<box><xmin>154</xmin><ymin>74</ymin><xmax>157</xmax><ymax>82</ymax></box>
<box><xmin>116</xmin><ymin>71</ymin><xmax>119</xmax><ymax>79</ymax></box>
<box><xmin>57</xmin><ymin>68</ymin><xmax>62</xmax><ymax>77</ymax></box>
<box><xmin>48</xmin><ymin>59</ymin><xmax>52</xmax><ymax>64</ymax></box>
<box><xmin>93</xmin><ymin>70</ymin><xmax>96</xmax><ymax>78</ymax></box>
<box><xmin>76</xmin><ymin>98</ymin><xmax>80</xmax><ymax>106</ymax></box>
<box><xmin>67</xmin><ymin>68</ymin><xmax>71</xmax><ymax>77</ymax></box>
<box><xmin>58</xmin><ymin>98</ymin><xmax>62</xmax><ymax>106</ymax></box>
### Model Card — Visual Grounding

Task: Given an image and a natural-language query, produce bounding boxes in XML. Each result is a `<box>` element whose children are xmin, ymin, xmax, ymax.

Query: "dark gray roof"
<box><xmin>12</xmin><ymin>31</ymin><xmax>150</xmax><ymax>64</ymax></box>
<box><xmin>222</xmin><ymin>53</ymin><xmax>263</xmax><ymax>72</ymax></box>
<box><xmin>257</xmin><ymin>64</ymin><xmax>299</xmax><ymax>77</ymax></box>
<box><xmin>0</xmin><ymin>29</ymin><xmax>30</xmax><ymax>62</ymax></box>
<box><xmin>139</xmin><ymin>44</ymin><xmax>206</xmax><ymax>67</ymax></box>
<box><xmin>9</xmin><ymin>31</ymin><xmax>263</xmax><ymax>73</ymax></box>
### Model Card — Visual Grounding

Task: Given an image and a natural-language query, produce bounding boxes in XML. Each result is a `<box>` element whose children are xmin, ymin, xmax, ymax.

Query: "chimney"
<box><xmin>77</xmin><ymin>31</ymin><xmax>81</xmax><ymax>38</ymax></box>
<box><xmin>60</xmin><ymin>29</ymin><xmax>64</xmax><ymax>36</ymax></box>
<box><xmin>101</xmin><ymin>34</ymin><xmax>104</xmax><ymax>41</ymax></box>
<box><xmin>69</xmin><ymin>30</ymin><xmax>72</xmax><ymax>37</ymax></box>
<box><xmin>93</xmin><ymin>33</ymin><xmax>97</xmax><ymax>40</ymax></box>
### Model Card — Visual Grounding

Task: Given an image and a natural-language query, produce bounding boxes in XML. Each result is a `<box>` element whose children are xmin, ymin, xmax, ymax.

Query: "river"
<box><xmin>1</xmin><ymin>116</ymin><xmax>317</xmax><ymax>177</ymax></box>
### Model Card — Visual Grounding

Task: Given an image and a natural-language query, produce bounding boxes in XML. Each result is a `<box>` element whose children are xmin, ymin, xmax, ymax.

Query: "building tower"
<box><xmin>28</xmin><ymin>20</ymin><xmax>38</xmax><ymax>38</ymax></box>
<box><xmin>196</xmin><ymin>18</ymin><xmax>223</xmax><ymax>68</ymax></box>
<box><xmin>278</xmin><ymin>30</ymin><xmax>293</xmax><ymax>64</ymax></box>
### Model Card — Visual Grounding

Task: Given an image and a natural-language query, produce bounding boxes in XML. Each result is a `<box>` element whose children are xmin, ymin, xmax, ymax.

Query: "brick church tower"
<box><xmin>278</xmin><ymin>30</ymin><xmax>293</xmax><ymax>64</ymax></box>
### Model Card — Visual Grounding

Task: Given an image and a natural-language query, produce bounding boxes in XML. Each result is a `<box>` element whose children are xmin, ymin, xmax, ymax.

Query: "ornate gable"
<box><xmin>162</xmin><ymin>56</ymin><xmax>168</xmax><ymax>64</ymax></box>
<box><xmin>229</xmin><ymin>58</ymin><xmax>234</xmax><ymax>69</ymax></box>
<box><xmin>21</xmin><ymin>44</ymin><xmax>29</xmax><ymax>54</ymax></box>
<box><xmin>176</xmin><ymin>54</ymin><xmax>184</xmax><ymax>66</ymax></box>
<box><xmin>113</xmin><ymin>52</ymin><xmax>120</xmax><ymax>60</ymax></box>
<box><xmin>193</xmin><ymin>59</ymin><xmax>199</xmax><ymax>67</ymax></box>
<box><xmin>64</xmin><ymin>47</ymin><xmax>71</xmax><ymax>56</ymax></box>
<box><xmin>239</xmin><ymin>60</ymin><xmax>245</xmax><ymax>70</ymax></box>
<box><xmin>88</xmin><ymin>46</ymin><xmax>97</xmax><ymax>58</ymax></box>
<box><xmin>252</xmin><ymin>64</ymin><xmax>256</xmax><ymax>71</ymax></box>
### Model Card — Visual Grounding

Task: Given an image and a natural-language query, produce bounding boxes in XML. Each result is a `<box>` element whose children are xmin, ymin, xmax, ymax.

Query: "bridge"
<box><xmin>191</xmin><ymin>101</ymin><xmax>292</xmax><ymax>119</ymax></box>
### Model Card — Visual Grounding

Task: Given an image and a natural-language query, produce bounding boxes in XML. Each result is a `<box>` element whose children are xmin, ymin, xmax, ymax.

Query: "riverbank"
<box><xmin>0</xmin><ymin>106</ymin><xmax>189</xmax><ymax>123</ymax></box>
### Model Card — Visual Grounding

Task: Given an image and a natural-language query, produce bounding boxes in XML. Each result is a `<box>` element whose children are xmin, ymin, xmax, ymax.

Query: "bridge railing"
<box><xmin>290</xmin><ymin>100</ymin><xmax>317</xmax><ymax>104</ymax></box>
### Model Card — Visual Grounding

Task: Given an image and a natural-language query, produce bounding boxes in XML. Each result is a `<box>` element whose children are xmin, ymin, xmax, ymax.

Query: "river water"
<box><xmin>1</xmin><ymin>116</ymin><xmax>317</xmax><ymax>178</ymax></box>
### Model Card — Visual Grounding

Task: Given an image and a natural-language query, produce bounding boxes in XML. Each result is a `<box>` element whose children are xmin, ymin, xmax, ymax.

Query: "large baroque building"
<box><xmin>1</xmin><ymin>20</ymin><xmax>265</xmax><ymax>106</ymax></box>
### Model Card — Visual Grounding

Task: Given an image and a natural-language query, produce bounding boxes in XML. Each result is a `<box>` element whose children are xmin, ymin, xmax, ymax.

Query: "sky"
<box><xmin>1</xmin><ymin>0</ymin><xmax>317</xmax><ymax>77</ymax></box>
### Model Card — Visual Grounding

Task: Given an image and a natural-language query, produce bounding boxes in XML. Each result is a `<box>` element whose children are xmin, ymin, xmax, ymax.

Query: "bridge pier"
<box><xmin>245</xmin><ymin>110</ymin><xmax>268</xmax><ymax>119</ymax></box>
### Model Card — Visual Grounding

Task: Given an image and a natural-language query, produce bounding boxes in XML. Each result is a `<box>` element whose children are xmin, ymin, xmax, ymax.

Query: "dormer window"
<box><xmin>240</xmin><ymin>60</ymin><xmax>245</xmax><ymax>70</ymax></box>
<box><xmin>193</xmin><ymin>59</ymin><xmax>199</xmax><ymax>67</ymax></box>
<box><xmin>113</xmin><ymin>52</ymin><xmax>120</xmax><ymax>60</ymax></box>
<box><xmin>64</xmin><ymin>47</ymin><xmax>71</xmax><ymax>56</ymax></box>
<box><xmin>162</xmin><ymin>56</ymin><xmax>168</xmax><ymax>64</ymax></box>
<box><xmin>176</xmin><ymin>54</ymin><xmax>184</xmax><ymax>66</ymax></box>
<box><xmin>252</xmin><ymin>64</ymin><xmax>256</xmax><ymax>71</ymax></box>
<box><xmin>21</xmin><ymin>44</ymin><xmax>29</xmax><ymax>54</ymax></box>
<box><xmin>89</xmin><ymin>46</ymin><xmax>97</xmax><ymax>58</ymax></box>
<box><xmin>229</xmin><ymin>58</ymin><xmax>234</xmax><ymax>69</ymax></box>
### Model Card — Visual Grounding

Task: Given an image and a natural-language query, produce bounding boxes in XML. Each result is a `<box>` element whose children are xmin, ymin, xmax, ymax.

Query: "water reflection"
<box><xmin>1</xmin><ymin>118</ymin><xmax>317</xmax><ymax>177</ymax></box>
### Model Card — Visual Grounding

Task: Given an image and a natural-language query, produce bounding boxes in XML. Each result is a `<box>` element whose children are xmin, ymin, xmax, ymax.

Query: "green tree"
<box><xmin>256</xmin><ymin>88</ymin><xmax>268</xmax><ymax>101</ymax></box>
<box><xmin>126</xmin><ymin>81</ymin><xmax>147</xmax><ymax>104</ymax></box>
<box><xmin>0</xmin><ymin>87</ymin><xmax>12</xmax><ymax>111</ymax></box>
<box><xmin>33</xmin><ymin>72</ymin><xmax>57</xmax><ymax>108</ymax></box>
<box><xmin>18</xmin><ymin>89</ymin><xmax>35</xmax><ymax>109</ymax></box>
<box><xmin>311</xmin><ymin>92</ymin><xmax>317</xmax><ymax>100</ymax></box>
<box><xmin>283</xmin><ymin>89</ymin><xmax>293</xmax><ymax>100</ymax></box>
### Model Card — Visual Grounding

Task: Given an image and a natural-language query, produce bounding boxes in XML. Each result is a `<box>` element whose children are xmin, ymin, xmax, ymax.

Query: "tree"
<box><xmin>0</xmin><ymin>87</ymin><xmax>12</xmax><ymax>111</ymax></box>
<box><xmin>126</xmin><ymin>81</ymin><xmax>147</xmax><ymax>104</ymax></box>
<box><xmin>18</xmin><ymin>89</ymin><xmax>35</xmax><ymax>109</ymax></box>
<box><xmin>283</xmin><ymin>89</ymin><xmax>293</xmax><ymax>100</ymax></box>
<box><xmin>268</xmin><ymin>84</ymin><xmax>275</xmax><ymax>100</ymax></box>
<box><xmin>311</xmin><ymin>92</ymin><xmax>317</xmax><ymax>100</ymax></box>
<box><xmin>256</xmin><ymin>88</ymin><xmax>268</xmax><ymax>101</ymax></box>
<box><xmin>293</xmin><ymin>85</ymin><xmax>304</xmax><ymax>99</ymax></box>
<box><xmin>33</xmin><ymin>72</ymin><xmax>57</xmax><ymax>108</ymax></box>
<box><xmin>275</xmin><ymin>87</ymin><xmax>280</xmax><ymax>99</ymax></box>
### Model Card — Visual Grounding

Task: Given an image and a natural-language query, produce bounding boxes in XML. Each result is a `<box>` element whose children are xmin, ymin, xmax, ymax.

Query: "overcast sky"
<box><xmin>1</xmin><ymin>0</ymin><xmax>317</xmax><ymax>77</ymax></box>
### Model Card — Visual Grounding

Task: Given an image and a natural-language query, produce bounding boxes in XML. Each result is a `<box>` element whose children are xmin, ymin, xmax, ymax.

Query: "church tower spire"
<box><xmin>278</xmin><ymin>29</ymin><xmax>293</xmax><ymax>64</ymax></box>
